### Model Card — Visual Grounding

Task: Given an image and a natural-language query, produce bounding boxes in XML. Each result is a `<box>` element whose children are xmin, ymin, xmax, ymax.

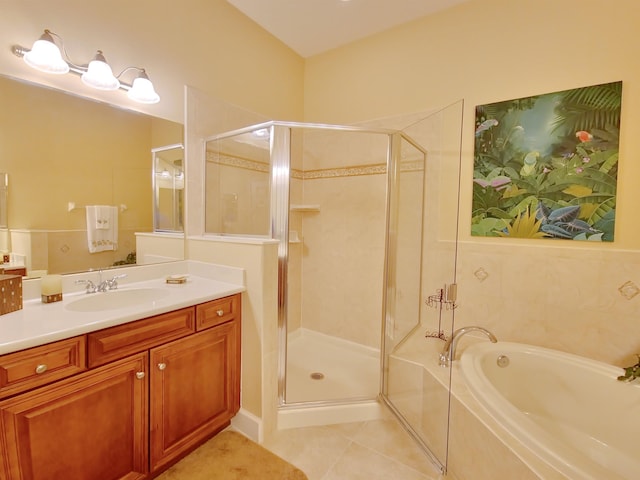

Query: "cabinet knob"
<box><xmin>35</xmin><ymin>364</ymin><xmax>48</xmax><ymax>374</ymax></box>
<box><xmin>216</xmin><ymin>309</ymin><xmax>224</xmax><ymax>317</ymax></box>
<box><xmin>157</xmin><ymin>362</ymin><xmax>167</xmax><ymax>371</ymax></box>
<box><xmin>135</xmin><ymin>371</ymin><xmax>145</xmax><ymax>380</ymax></box>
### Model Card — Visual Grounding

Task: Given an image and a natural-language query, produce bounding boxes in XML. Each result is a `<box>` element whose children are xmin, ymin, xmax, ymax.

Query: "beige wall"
<box><xmin>0</xmin><ymin>0</ymin><xmax>305</xmax><ymax>124</ymax></box>
<box><xmin>304</xmin><ymin>0</ymin><xmax>640</xmax><ymax>246</ymax></box>
<box><xmin>303</xmin><ymin>0</ymin><xmax>640</xmax><ymax>366</ymax></box>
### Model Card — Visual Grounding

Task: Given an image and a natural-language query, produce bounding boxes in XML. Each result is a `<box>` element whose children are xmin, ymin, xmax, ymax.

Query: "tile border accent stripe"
<box><xmin>207</xmin><ymin>152</ymin><xmax>271</xmax><ymax>174</ymax></box>
<box><xmin>207</xmin><ymin>153</ymin><xmax>424</xmax><ymax>180</ymax></box>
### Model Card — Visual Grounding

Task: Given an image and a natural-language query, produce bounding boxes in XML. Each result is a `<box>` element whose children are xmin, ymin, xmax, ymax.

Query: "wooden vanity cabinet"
<box><xmin>0</xmin><ymin>353</ymin><xmax>148</xmax><ymax>480</ymax></box>
<box><xmin>0</xmin><ymin>293</ymin><xmax>241</xmax><ymax>480</ymax></box>
<box><xmin>149</xmin><ymin>317</ymin><xmax>241</xmax><ymax>472</ymax></box>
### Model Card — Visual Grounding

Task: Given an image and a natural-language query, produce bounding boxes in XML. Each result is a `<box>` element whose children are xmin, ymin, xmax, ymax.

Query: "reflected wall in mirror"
<box><xmin>153</xmin><ymin>144</ymin><xmax>184</xmax><ymax>233</ymax></box>
<box><xmin>0</xmin><ymin>74</ymin><xmax>183</xmax><ymax>276</ymax></box>
<box><xmin>0</xmin><ymin>173</ymin><xmax>8</xmax><ymax>254</ymax></box>
<box><xmin>0</xmin><ymin>173</ymin><xmax>7</xmax><ymax>229</ymax></box>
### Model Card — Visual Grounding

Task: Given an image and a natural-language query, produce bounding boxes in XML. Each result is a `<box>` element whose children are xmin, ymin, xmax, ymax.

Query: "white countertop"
<box><xmin>0</xmin><ymin>261</ymin><xmax>245</xmax><ymax>355</ymax></box>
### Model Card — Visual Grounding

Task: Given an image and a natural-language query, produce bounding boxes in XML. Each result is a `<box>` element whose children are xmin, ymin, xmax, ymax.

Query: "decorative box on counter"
<box><xmin>0</xmin><ymin>274</ymin><xmax>23</xmax><ymax>315</ymax></box>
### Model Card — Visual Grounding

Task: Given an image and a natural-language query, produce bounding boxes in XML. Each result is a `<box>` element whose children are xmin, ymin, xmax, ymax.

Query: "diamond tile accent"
<box><xmin>60</xmin><ymin>244</ymin><xmax>70</xmax><ymax>254</ymax></box>
<box><xmin>618</xmin><ymin>281</ymin><xmax>639</xmax><ymax>300</ymax></box>
<box><xmin>474</xmin><ymin>267</ymin><xmax>489</xmax><ymax>282</ymax></box>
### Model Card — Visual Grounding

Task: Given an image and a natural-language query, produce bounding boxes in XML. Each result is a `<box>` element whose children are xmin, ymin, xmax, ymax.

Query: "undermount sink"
<box><xmin>65</xmin><ymin>288</ymin><xmax>169</xmax><ymax>312</ymax></box>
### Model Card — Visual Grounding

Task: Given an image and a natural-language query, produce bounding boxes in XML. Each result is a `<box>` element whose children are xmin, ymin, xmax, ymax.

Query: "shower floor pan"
<box><xmin>285</xmin><ymin>328</ymin><xmax>380</xmax><ymax>404</ymax></box>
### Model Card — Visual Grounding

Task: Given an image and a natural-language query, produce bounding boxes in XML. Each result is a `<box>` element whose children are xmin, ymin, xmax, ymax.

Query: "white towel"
<box><xmin>86</xmin><ymin>205</ymin><xmax>118</xmax><ymax>253</ymax></box>
<box><xmin>95</xmin><ymin>205</ymin><xmax>112</xmax><ymax>230</ymax></box>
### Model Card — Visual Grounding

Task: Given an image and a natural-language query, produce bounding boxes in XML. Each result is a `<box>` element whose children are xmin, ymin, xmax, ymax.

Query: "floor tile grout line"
<box><xmin>348</xmin><ymin>437</ymin><xmax>441</xmax><ymax>480</ymax></box>
<box><xmin>319</xmin><ymin>438</ymin><xmax>356</xmax><ymax>480</ymax></box>
<box><xmin>316</xmin><ymin>419</ymin><xmax>438</xmax><ymax>480</ymax></box>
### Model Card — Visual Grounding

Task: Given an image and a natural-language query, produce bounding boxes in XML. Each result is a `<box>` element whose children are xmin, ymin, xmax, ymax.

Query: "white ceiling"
<box><xmin>226</xmin><ymin>0</ymin><xmax>472</xmax><ymax>58</ymax></box>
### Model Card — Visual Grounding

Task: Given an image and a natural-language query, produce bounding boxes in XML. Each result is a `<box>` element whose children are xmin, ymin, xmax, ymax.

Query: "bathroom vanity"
<box><xmin>0</xmin><ymin>271</ymin><xmax>243</xmax><ymax>480</ymax></box>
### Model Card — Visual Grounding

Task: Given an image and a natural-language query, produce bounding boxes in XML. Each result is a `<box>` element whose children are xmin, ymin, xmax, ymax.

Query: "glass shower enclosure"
<box><xmin>204</xmin><ymin>122</ymin><xmax>406</xmax><ymax>404</ymax></box>
<box><xmin>203</xmin><ymin>105</ymin><xmax>463</xmax><ymax>474</ymax></box>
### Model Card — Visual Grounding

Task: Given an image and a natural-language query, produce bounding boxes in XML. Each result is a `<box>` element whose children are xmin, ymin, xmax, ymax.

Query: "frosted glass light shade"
<box><xmin>23</xmin><ymin>37</ymin><xmax>69</xmax><ymax>74</ymax></box>
<box><xmin>127</xmin><ymin>75</ymin><xmax>160</xmax><ymax>104</ymax></box>
<box><xmin>81</xmin><ymin>52</ymin><xmax>120</xmax><ymax>91</ymax></box>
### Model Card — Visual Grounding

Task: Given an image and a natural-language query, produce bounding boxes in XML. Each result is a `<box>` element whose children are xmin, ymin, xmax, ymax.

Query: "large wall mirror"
<box><xmin>0</xmin><ymin>74</ymin><xmax>184</xmax><ymax>277</ymax></box>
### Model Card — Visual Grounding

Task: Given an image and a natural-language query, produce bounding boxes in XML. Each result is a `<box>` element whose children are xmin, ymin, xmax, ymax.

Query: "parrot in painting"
<box><xmin>520</xmin><ymin>151</ymin><xmax>539</xmax><ymax>177</ymax></box>
<box><xmin>575</xmin><ymin>130</ymin><xmax>593</xmax><ymax>142</ymax></box>
<box><xmin>475</xmin><ymin>119</ymin><xmax>498</xmax><ymax>136</ymax></box>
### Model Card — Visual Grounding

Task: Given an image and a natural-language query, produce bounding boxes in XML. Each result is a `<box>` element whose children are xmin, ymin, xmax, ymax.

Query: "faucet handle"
<box><xmin>107</xmin><ymin>273</ymin><xmax>127</xmax><ymax>290</ymax></box>
<box><xmin>75</xmin><ymin>279</ymin><xmax>96</xmax><ymax>293</ymax></box>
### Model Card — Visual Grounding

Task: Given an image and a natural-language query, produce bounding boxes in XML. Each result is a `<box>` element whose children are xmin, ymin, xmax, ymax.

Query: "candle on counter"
<box><xmin>41</xmin><ymin>274</ymin><xmax>63</xmax><ymax>303</ymax></box>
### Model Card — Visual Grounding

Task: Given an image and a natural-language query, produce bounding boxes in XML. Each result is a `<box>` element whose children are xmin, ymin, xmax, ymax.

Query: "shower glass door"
<box><xmin>282</xmin><ymin>124</ymin><xmax>391</xmax><ymax>405</ymax></box>
<box><xmin>381</xmin><ymin>101</ymin><xmax>464</xmax><ymax>474</ymax></box>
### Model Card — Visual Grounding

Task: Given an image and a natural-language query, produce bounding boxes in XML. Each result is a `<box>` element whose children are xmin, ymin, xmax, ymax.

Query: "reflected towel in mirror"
<box><xmin>86</xmin><ymin>205</ymin><xmax>118</xmax><ymax>253</ymax></box>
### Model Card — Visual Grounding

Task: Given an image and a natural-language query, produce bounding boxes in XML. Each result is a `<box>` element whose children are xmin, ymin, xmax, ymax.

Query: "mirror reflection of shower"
<box><xmin>152</xmin><ymin>144</ymin><xmax>184</xmax><ymax>233</ymax></box>
<box><xmin>0</xmin><ymin>173</ymin><xmax>9</xmax><ymax>254</ymax></box>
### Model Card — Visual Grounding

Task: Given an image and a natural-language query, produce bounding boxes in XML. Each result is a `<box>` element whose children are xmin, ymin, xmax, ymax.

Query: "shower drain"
<box><xmin>310</xmin><ymin>372</ymin><xmax>325</xmax><ymax>380</ymax></box>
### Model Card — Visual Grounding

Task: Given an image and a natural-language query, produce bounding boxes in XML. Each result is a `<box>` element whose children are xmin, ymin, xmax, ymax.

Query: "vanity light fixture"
<box><xmin>22</xmin><ymin>30</ymin><xmax>69</xmax><ymax>74</ymax></box>
<box><xmin>81</xmin><ymin>50</ymin><xmax>120</xmax><ymax>91</ymax></box>
<box><xmin>125</xmin><ymin>68</ymin><xmax>160</xmax><ymax>104</ymax></box>
<box><xmin>12</xmin><ymin>29</ymin><xmax>160</xmax><ymax>104</ymax></box>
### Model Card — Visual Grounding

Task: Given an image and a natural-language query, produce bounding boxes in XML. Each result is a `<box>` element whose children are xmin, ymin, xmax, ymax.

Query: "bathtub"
<box><xmin>459</xmin><ymin>342</ymin><xmax>640</xmax><ymax>480</ymax></box>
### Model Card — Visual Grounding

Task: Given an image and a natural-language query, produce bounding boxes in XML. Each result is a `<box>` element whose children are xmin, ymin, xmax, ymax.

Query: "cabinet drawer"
<box><xmin>0</xmin><ymin>336</ymin><xmax>86</xmax><ymax>399</ymax></box>
<box><xmin>88</xmin><ymin>307</ymin><xmax>195</xmax><ymax>368</ymax></box>
<box><xmin>196</xmin><ymin>294</ymin><xmax>241</xmax><ymax>331</ymax></box>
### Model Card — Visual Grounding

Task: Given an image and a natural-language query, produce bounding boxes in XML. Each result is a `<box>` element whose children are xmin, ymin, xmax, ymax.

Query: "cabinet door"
<box><xmin>0</xmin><ymin>353</ymin><xmax>148</xmax><ymax>480</ymax></box>
<box><xmin>150</xmin><ymin>319</ymin><xmax>240</xmax><ymax>472</ymax></box>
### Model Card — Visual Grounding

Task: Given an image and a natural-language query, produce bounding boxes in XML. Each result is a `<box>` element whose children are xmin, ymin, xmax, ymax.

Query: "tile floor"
<box><xmin>262</xmin><ymin>407</ymin><xmax>445</xmax><ymax>480</ymax></box>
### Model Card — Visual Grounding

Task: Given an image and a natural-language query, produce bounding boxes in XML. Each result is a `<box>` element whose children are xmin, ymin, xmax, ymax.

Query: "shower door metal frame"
<box><xmin>270</xmin><ymin>124</ymin><xmax>292</xmax><ymax>407</ymax></box>
<box><xmin>271</xmin><ymin>121</ymin><xmax>398</xmax><ymax>409</ymax></box>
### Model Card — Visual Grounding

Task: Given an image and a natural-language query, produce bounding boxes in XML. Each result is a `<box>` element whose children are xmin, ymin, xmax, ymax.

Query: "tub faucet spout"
<box><xmin>439</xmin><ymin>326</ymin><xmax>497</xmax><ymax>367</ymax></box>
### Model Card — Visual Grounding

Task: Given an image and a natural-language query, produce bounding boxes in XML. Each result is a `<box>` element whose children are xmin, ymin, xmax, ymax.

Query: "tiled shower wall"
<box><xmin>292</xmin><ymin>128</ymin><xmax>392</xmax><ymax>349</ymax></box>
<box><xmin>296</xmin><ymin>170</ymin><xmax>387</xmax><ymax>348</ymax></box>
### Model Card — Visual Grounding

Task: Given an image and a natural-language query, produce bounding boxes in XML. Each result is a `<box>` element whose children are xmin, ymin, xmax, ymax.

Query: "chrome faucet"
<box><xmin>76</xmin><ymin>273</ymin><xmax>127</xmax><ymax>293</ymax></box>
<box><xmin>439</xmin><ymin>326</ymin><xmax>497</xmax><ymax>367</ymax></box>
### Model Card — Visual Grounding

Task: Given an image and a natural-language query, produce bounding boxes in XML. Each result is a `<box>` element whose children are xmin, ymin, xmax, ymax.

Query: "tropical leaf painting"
<box><xmin>472</xmin><ymin>81</ymin><xmax>622</xmax><ymax>242</ymax></box>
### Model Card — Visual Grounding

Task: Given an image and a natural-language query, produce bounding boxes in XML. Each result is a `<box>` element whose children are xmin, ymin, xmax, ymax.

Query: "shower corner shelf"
<box><xmin>290</xmin><ymin>204</ymin><xmax>320</xmax><ymax>212</ymax></box>
<box><xmin>289</xmin><ymin>230</ymin><xmax>302</xmax><ymax>243</ymax></box>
